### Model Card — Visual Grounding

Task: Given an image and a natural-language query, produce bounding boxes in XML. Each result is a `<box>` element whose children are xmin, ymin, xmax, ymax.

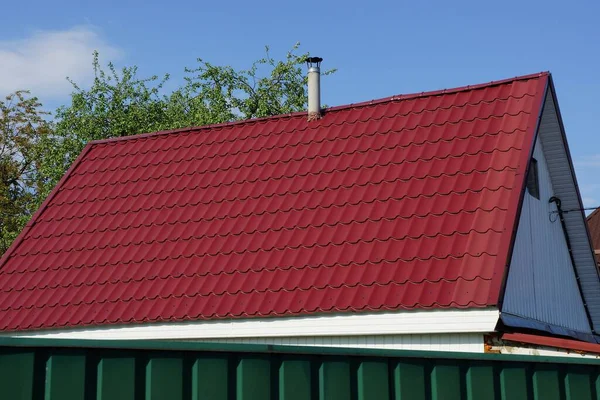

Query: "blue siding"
<box><xmin>537</xmin><ymin>86</ymin><xmax>600</xmax><ymax>333</ymax></box>
<box><xmin>503</xmin><ymin>132</ymin><xmax>591</xmax><ymax>337</ymax></box>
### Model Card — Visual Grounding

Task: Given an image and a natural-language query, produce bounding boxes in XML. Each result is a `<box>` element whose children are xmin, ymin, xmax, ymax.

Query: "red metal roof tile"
<box><xmin>0</xmin><ymin>73</ymin><xmax>549</xmax><ymax>331</ymax></box>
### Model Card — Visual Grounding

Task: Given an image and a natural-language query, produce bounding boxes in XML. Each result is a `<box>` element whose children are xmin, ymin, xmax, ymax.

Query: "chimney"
<box><xmin>306</xmin><ymin>57</ymin><xmax>323</xmax><ymax>121</ymax></box>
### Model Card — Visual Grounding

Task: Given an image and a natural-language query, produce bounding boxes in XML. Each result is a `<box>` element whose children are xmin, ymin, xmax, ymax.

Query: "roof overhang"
<box><xmin>0</xmin><ymin>308</ymin><xmax>500</xmax><ymax>340</ymax></box>
<box><xmin>543</xmin><ymin>77</ymin><xmax>600</xmax><ymax>334</ymax></box>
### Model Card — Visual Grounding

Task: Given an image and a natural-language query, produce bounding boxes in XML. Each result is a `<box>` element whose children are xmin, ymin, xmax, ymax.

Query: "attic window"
<box><xmin>526</xmin><ymin>158</ymin><xmax>540</xmax><ymax>199</ymax></box>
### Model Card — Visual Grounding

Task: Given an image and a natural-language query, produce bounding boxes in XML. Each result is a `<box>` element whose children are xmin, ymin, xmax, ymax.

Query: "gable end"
<box><xmin>501</xmin><ymin>81</ymin><xmax>600</xmax><ymax>341</ymax></box>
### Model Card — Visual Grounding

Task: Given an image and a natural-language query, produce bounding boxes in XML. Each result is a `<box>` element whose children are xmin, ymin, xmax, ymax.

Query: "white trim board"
<box><xmin>3</xmin><ymin>308</ymin><xmax>500</xmax><ymax>340</ymax></box>
<box><xmin>202</xmin><ymin>333</ymin><xmax>485</xmax><ymax>353</ymax></box>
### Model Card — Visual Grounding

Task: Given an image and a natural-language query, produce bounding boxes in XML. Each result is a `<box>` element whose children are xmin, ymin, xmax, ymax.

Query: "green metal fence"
<box><xmin>0</xmin><ymin>337</ymin><xmax>599</xmax><ymax>399</ymax></box>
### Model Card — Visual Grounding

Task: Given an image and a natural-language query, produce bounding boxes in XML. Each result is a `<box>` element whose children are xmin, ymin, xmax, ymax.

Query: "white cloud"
<box><xmin>0</xmin><ymin>26</ymin><xmax>121</xmax><ymax>99</ymax></box>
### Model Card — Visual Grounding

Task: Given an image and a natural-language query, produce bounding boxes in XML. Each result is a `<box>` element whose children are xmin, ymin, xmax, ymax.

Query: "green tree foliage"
<box><xmin>1</xmin><ymin>43</ymin><xmax>335</xmax><ymax>254</ymax></box>
<box><xmin>40</xmin><ymin>51</ymin><xmax>172</xmax><ymax>191</ymax></box>
<box><xmin>169</xmin><ymin>43</ymin><xmax>335</xmax><ymax>124</ymax></box>
<box><xmin>0</xmin><ymin>91</ymin><xmax>52</xmax><ymax>253</ymax></box>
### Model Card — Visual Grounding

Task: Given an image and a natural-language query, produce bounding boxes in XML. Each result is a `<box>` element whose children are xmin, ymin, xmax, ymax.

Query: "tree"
<box><xmin>0</xmin><ymin>91</ymin><xmax>52</xmax><ymax>253</ymax></box>
<box><xmin>169</xmin><ymin>43</ymin><xmax>335</xmax><ymax>124</ymax></box>
<box><xmin>41</xmin><ymin>43</ymin><xmax>335</xmax><ymax>195</ymax></box>
<box><xmin>39</xmin><ymin>51</ymin><xmax>172</xmax><ymax>192</ymax></box>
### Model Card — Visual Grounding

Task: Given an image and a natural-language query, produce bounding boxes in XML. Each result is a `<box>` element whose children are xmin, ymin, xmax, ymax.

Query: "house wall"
<box><xmin>199</xmin><ymin>333</ymin><xmax>484</xmax><ymax>353</ymax></box>
<box><xmin>3</xmin><ymin>309</ymin><xmax>498</xmax><ymax>353</ymax></box>
<box><xmin>502</xmin><ymin>106</ymin><xmax>592</xmax><ymax>337</ymax></box>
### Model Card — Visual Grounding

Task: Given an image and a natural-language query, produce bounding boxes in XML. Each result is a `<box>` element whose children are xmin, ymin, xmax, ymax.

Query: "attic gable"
<box><xmin>501</xmin><ymin>86</ymin><xmax>600</xmax><ymax>342</ymax></box>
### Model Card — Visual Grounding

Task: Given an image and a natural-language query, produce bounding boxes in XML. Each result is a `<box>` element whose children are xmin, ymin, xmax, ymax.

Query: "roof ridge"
<box><xmin>90</xmin><ymin>72</ymin><xmax>550</xmax><ymax>146</ymax></box>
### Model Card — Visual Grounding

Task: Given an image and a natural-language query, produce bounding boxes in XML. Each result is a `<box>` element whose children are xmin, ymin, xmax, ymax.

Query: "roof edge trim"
<box><xmin>1</xmin><ymin>309</ymin><xmax>500</xmax><ymax>340</ymax></box>
<box><xmin>547</xmin><ymin>75</ymin><xmax>600</xmax><ymax>333</ymax></box>
<box><xmin>500</xmin><ymin>312</ymin><xmax>596</xmax><ymax>343</ymax></box>
<box><xmin>90</xmin><ymin>72</ymin><xmax>551</xmax><ymax>146</ymax></box>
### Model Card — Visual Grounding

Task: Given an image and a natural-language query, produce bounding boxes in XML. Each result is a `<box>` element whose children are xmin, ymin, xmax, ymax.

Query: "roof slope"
<box><xmin>586</xmin><ymin>208</ymin><xmax>600</xmax><ymax>252</ymax></box>
<box><xmin>0</xmin><ymin>73</ymin><xmax>548</xmax><ymax>331</ymax></box>
<box><xmin>586</xmin><ymin>209</ymin><xmax>600</xmax><ymax>269</ymax></box>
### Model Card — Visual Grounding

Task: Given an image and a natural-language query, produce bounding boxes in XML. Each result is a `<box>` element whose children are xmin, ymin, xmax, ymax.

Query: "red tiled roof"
<box><xmin>0</xmin><ymin>73</ymin><xmax>549</xmax><ymax>331</ymax></box>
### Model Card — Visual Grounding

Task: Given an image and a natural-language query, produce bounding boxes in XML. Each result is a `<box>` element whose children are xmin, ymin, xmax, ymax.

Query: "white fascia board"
<box><xmin>4</xmin><ymin>308</ymin><xmax>500</xmax><ymax>340</ymax></box>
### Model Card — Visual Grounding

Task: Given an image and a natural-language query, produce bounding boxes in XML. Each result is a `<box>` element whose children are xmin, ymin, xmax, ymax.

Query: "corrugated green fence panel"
<box><xmin>192</xmin><ymin>357</ymin><xmax>229</xmax><ymax>400</ymax></box>
<box><xmin>319</xmin><ymin>361</ymin><xmax>351</xmax><ymax>400</ymax></box>
<box><xmin>0</xmin><ymin>351</ymin><xmax>34</xmax><ymax>400</ymax></box>
<box><xmin>500</xmin><ymin>366</ymin><xmax>528</xmax><ymax>400</ymax></box>
<box><xmin>393</xmin><ymin>360</ymin><xmax>426</xmax><ymax>400</ymax></box>
<box><xmin>236</xmin><ymin>357</ymin><xmax>271</xmax><ymax>400</ymax></box>
<box><xmin>357</xmin><ymin>360</ymin><xmax>389</xmax><ymax>400</ymax></box>
<box><xmin>533</xmin><ymin>367</ymin><xmax>560</xmax><ymax>400</ymax></box>
<box><xmin>97</xmin><ymin>357</ymin><xmax>136</xmax><ymax>400</ymax></box>
<box><xmin>279</xmin><ymin>359</ymin><xmax>311</xmax><ymax>400</ymax></box>
<box><xmin>45</xmin><ymin>354</ymin><xmax>86</xmax><ymax>400</ymax></box>
<box><xmin>466</xmin><ymin>364</ymin><xmax>495</xmax><ymax>400</ymax></box>
<box><xmin>565</xmin><ymin>368</ymin><xmax>592</xmax><ymax>400</ymax></box>
<box><xmin>146</xmin><ymin>357</ymin><xmax>183</xmax><ymax>400</ymax></box>
<box><xmin>3</xmin><ymin>338</ymin><xmax>600</xmax><ymax>399</ymax></box>
<box><xmin>431</xmin><ymin>364</ymin><xmax>461</xmax><ymax>400</ymax></box>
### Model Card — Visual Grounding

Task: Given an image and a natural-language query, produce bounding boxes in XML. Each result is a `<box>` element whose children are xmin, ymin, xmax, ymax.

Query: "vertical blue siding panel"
<box><xmin>503</xmin><ymin>133</ymin><xmax>591</xmax><ymax>335</ymax></box>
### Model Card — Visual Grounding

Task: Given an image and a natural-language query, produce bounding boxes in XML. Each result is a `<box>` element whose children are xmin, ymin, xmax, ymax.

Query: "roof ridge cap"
<box><xmin>326</xmin><ymin>72</ymin><xmax>550</xmax><ymax>112</ymax></box>
<box><xmin>90</xmin><ymin>72</ymin><xmax>550</xmax><ymax>146</ymax></box>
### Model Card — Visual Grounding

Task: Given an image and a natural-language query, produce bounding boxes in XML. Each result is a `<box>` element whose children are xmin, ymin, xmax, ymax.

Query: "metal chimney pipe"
<box><xmin>306</xmin><ymin>57</ymin><xmax>322</xmax><ymax>121</ymax></box>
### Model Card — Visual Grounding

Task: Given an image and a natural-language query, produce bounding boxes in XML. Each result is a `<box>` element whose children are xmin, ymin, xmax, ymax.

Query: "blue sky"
<box><xmin>1</xmin><ymin>0</ymin><xmax>600</xmax><ymax>206</ymax></box>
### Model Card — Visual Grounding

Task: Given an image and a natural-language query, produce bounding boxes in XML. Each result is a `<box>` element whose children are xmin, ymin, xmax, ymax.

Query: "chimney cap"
<box><xmin>305</xmin><ymin>57</ymin><xmax>323</xmax><ymax>68</ymax></box>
